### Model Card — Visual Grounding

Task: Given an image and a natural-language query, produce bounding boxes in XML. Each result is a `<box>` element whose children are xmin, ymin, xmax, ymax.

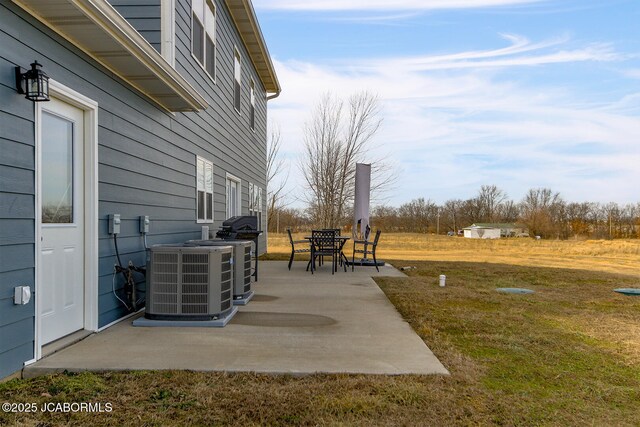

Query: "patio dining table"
<box><xmin>304</xmin><ymin>234</ymin><xmax>351</xmax><ymax>272</ymax></box>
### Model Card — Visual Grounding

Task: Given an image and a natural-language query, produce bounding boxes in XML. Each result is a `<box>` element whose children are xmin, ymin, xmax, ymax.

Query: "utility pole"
<box><xmin>453</xmin><ymin>212</ymin><xmax>456</xmax><ymax>236</ymax></box>
<box><xmin>609</xmin><ymin>212</ymin><xmax>612</xmax><ymax>239</ymax></box>
<box><xmin>436</xmin><ymin>207</ymin><xmax>440</xmax><ymax>235</ymax></box>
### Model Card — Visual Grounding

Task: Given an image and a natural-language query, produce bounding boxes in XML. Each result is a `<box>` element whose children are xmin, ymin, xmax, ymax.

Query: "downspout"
<box><xmin>267</xmin><ymin>91</ymin><xmax>280</xmax><ymax>101</ymax></box>
<box><xmin>265</xmin><ymin>89</ymin><xmax>279</xmax><ymax>251</ymax></box>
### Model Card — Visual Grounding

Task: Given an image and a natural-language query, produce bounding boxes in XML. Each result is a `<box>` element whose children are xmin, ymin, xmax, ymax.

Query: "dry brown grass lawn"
<box><xmin>269</xmin><ymin>232</ymin><xmax>640</xmax><ymax>275</ymax></box>
<box><xmin>3</xmin><ymin>236</ymin><xmax>640</xmax><ymax>426</ymax></box>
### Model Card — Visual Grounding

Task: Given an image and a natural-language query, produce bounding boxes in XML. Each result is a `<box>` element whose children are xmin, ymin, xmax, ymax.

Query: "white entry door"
<box><xmin>39</xmin><ymin>97</ymin><xmax>85</xmax><ymax>345</ymax></box>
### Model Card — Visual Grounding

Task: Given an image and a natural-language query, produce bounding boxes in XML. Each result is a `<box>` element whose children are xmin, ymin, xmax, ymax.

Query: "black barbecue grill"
<box><xmin>216</xmin><ymin>216</ymin><xmax>260</xmax><ymax>239</ymax></box>
<box><xmin>216</xmin><ymin>216</ymin><xmax>262</xmax><ymax>280</ymax></box>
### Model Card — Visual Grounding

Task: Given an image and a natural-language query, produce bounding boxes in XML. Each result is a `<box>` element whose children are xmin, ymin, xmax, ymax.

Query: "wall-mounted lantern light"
<box><xmin>15</xmin><ymin>61</ymin><xmax>50</xmax><ymax>102</ymax></box>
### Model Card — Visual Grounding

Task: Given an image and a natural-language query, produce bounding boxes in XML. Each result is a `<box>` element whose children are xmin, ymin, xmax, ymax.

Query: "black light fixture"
<box><xmin>15</xmin><ymin>61</ymin><xmax>50</xmax><ymax>102</ymax></box>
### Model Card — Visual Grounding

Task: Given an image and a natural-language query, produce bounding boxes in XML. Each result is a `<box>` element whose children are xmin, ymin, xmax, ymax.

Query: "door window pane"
<box><xmin>42</xmin><ymin>112</ymin><xmax>73</xmax><ymax>223</ymax></box>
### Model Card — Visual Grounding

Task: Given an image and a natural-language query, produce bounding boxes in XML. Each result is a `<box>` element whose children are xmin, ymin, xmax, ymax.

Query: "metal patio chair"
<box><xmin>310</xmin><ymin>229</ymin><xmax>340</xmax><ymax>274</ymax></box>
<box><xmin>352</xmin><ymin>229</ymin><xmax>382</xmax><ymax>272</ymax></box>
<box><xmin>287</xmin><ymin>228</ymin><xmax>310</xmax><ymax>270</ymax></box>
<box><xmin>324</xmin><ymin>228</ymin><xmax>350</xmax><ymax>269</ymax></box>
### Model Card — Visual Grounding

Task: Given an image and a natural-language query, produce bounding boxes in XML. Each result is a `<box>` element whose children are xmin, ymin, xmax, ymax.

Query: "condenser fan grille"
<box><xmin>183</xmin><ymin>240</ymin><xmax>252</xmax><ymax>299</ymax></box>
<box><xmin>244</xmin><ymin>246</ymin><xmax>252</xmax><ymax>292</ymax></box>
<box><xmin>147</xmin><ymin>245</ymin><xmax>234</xmax><ymax>320</ymax></box>
<box><xmin>151</xmin><ymin>252</ymin><xmax>179</xmax><ymax>314</ymax></box>
<box><xmin>220</xmin><ymin>252</ymin><xmax>232</xmax><ymax>310</ymax></box>
<box><xmin>181</xmin><ymin>253</ymin><xmax>210</xmax><ymax>314</ymax></box>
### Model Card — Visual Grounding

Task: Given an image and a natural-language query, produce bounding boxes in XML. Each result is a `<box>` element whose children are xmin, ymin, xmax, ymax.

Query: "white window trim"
<box><xmin>249</xmin><ymin>78</ymin><xmax>256</xmax><ymax>131</ymax></box>
<box><xmin>233</xmin><ymin>46</ymin><xmax>241</xmax><ymax>114</ymax></box>
<box><xmin>196</xmin><ymin>156</ymin><xmax>214</xmax><ymax>224</ymax></box>
<box><xmin>248</xmin><ymin>182</ymin><xmax>261</xmax><ymax>214</ymax></box>
<box><xmin>258</xmin><ymin>186</ymin><xmax>264</xmax><ymax>231</ymax></box>
<box><xmin>191</xmin><ymin>0</ymin><xmax>216</xmax><ymax>82</ymax></box>
<box><xmin>34</xmin><ymin>80</ymin><xmax>99</xmax><ymax>361</ymax></box>
<box><xmin>161</xmin><ymin>0</ymin><xmax>175</xmax><ymax>67</ymax></box>
<box><xmin>258</xmin><ymin>186</ymin><xmax>263</xmax><ymax>230</ymax></box>
<box><xmin>248</xmin><ymin>183</ymin><xmax>263</xmax><ymax>230</ymax></box>
<box><xmin>226</xmin><ymin>173</ymin><xmax>242</xmax><ymax>219</ymax></box>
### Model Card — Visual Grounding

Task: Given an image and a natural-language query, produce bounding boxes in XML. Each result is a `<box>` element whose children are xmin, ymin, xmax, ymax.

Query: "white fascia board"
<box><xmin>13</xmin><ymin>0</ymin><xmax>208</xmax><ymax>112</ymax></box>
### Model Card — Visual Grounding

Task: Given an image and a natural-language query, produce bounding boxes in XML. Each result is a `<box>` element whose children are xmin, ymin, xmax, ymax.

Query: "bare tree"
<box><xmin>476</xmin><ymin>185</ymin><xmax>507</xmax><ymax>223</ymax></box>
<box><xmin>398</xmin><ymin>198</ymin><xmax>437</xmax><ymax>233</ymax></box>
<box><xmin>498</xmin><ymin>200</ymin><xmax>519</xmax><ymax>223</ymax></box>
<box><xmin>300</xmin><ymin>91</ymin><xmax>392</xmax><ymax>228</ymax></box>
<box><xmin>565</xmin><ymin>202</ymin><xmax>592</xmax><ymax>238</ymax></box>
<box><xmin>442</xmin><ymin>199</ymin><xmax>465</xmax><ymax>233</ymax></box>
<box><xmin>371</xmin><ymin>205</ymin><xmax>398</xmax><ymax>231</ymax></box>
<box><xmin>603</xmin><ymin>202</ymin><xmax>621</xmax><ymax>239</ymax></box>
<box><xmin>367</xmin><ymin>185</ymin><xmax>640</xmax><ymax>240</ymax></box>
<box><xmin>519</xmin><ymin>188</ymin><xmax>564</xmax><ymax>238</ymax></box>
<box><xmin>269</xmin><ymin>207</ymin><xmax>311</xmax><ymax>233</ymax></box>
<box><xmin>621</xmin><ymin>203</ymin><xmax>639</xmax><ymax>238</ymax></box>
<box><xmin>266</xmin><ymin>124</ymin><xmax>289</xmax><ymax>232</ymax></box>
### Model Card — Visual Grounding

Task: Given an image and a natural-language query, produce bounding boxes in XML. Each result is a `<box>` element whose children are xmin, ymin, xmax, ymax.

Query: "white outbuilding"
<box><xmin>462</xmin><ymin>223</ymin><xmax>529</xmax><ymax>239</ymax></box>
<box><xmin>463</xmin><ymin>225</ymin><xmax>502</xmax><ymax>239</ymax></box>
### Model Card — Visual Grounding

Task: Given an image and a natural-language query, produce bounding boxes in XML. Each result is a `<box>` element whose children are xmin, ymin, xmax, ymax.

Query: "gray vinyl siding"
<box><xmin>0</xmin><ymin>53</ymin><xmax>36</xmax><ymax>378</ymax></box>
<box><xmin>174</xmin><ymin>0</ymin><xmax>269</xmax><ymax>240</ymax></box>
<box><xmin>0</xmin><ymin>0</ymin><xmax>270</xmax><ymax>378</ymax></box>
<box><xmin>108</xmin><ymin>0</ymin><xmax>162</xmax><ymax>53</ymax></box>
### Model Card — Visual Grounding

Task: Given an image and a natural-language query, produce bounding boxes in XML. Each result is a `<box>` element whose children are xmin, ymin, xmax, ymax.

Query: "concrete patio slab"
<box><xmin>24</xmin><ymin>261</ymin><xmax>449</xmax><ymax>377</ymax></box>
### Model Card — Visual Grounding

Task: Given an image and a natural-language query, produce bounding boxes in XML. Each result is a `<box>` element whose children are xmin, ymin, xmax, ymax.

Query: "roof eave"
<box><xmin>12</xmin><ymin>0</ymin><xmax>208</xmax><ymax>112</ymax></box>
<box><xmin>225</xmin><ymin>0</ymin><xmax>281</xmax><ymax>96</ymax></box>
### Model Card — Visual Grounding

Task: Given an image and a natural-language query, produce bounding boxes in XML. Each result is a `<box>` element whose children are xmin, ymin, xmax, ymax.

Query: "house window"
<box><xmin>249</xmin><ymin>79</ymin><xmax>255</xmax><ymax>130</ymax></box>
<box><xmin>249</xmin><ymin>183</ymin><xmax>263</xmax><ymax>230</ymax></box>
<box><xmin>249</xmin><ymin>182</ymin><xmax>254</xmax><ymax>211</ymax></box>
<box><xmin>233</xmin><ymin>48</ymin><xmax>241</xmax><ymax>113</ymax></box>
<box><xmin>196</xmin><ymin>156</ymin><xmax>213</xmax><ymax>223</ymax></box>
<box><xmin>226</xmin><ymin>174</ymin><xmax>241</xmax><ymax>219</ymax></box>
<box><xmin>192</xmin><ymin>0</ymin><xmax>216</xmax><ymax>79</ymax></box>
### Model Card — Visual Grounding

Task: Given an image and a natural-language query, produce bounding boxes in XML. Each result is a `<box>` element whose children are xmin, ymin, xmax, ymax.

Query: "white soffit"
<box><xmin>13</xmin><ymin>0</ymin><xmax>208</xmax><ymax>112</ymax></box>
<box><xmin>225</xmin><ymin>0</ymin><xmax>280</xmax><ymax>96</ymax></box>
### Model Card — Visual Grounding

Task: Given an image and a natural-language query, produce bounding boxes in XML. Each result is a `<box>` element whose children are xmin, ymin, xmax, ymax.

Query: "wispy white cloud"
<box><xmin>356</xmin><ymin>35</ymin><xmax>620</xmax><ymax>72</ymax></box>
<box><xmin>327</xmin><ymin>12</ymin><xmax>423</xmax><ymax>24</ymax></box>
<box><xmin>269</xmin><ymin>34</ymin><xmax>640</xmax><ymax>204</ymax></box>
<box><xmin>254</xmin><ymin>0</ymin><xmax>547</xmax><ymax>12</ymax></box>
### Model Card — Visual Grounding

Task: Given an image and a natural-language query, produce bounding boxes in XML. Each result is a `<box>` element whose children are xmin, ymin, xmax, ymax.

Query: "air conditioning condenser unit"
<box><xmin>137</xmin><ymin>244</ymin><xmax>236</xmax><ymax>325</ymax></box>
<box><xmin>187</xmin><ymin>239</ymin><xmax>254</xmax><ymax>305</ymax></box>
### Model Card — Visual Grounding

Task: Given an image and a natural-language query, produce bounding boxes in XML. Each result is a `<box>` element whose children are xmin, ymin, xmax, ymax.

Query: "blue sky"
<box><xmin>252</xmin><ymin>0</ymin><xmax>640</xmax><ymax>206</ymax></box>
